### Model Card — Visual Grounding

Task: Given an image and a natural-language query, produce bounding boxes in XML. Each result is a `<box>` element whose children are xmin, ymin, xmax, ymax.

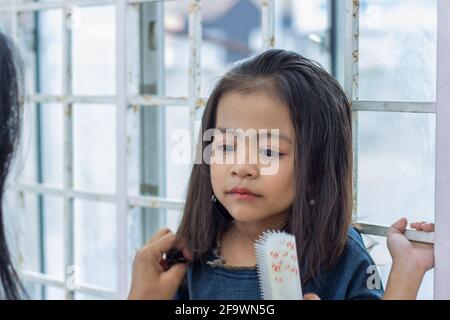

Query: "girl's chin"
<box><xmin>227</xmin><ymin>210</ymin><xmax>266</xmax><ymax>223</ymax></box>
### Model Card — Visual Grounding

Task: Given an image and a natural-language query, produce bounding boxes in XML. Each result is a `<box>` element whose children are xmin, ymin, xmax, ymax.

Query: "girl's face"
<box><xmin>210</xmin><ymin>91</ymin><xmax>295</xmax><ymax>226</ymax></box>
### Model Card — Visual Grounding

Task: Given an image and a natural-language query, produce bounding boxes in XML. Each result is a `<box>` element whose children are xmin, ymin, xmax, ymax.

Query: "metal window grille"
<box><xmin>0</xmin><ymin>0</ymin><xmax>448</xmax><ymax>299</ymax></box>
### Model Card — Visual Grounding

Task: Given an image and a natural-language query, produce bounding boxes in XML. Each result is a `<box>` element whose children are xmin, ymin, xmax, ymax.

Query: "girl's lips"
<box><xmin>229</xmin><ymin>193</ymin><xmax>260</xmax><ymax>200</ymax></box>
<box><xmin>227</xmin><ymin>186</ymin><xmax>262</xmax><ymax>200</ymax></box>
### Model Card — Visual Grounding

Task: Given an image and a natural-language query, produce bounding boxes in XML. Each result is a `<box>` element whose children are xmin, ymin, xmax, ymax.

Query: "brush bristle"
<box><xmin>255</xmin><ymin>230</ymin><xmax>276</xmax><ymax>300</ymax></box>
<box><xmin>254</xmin><ymin>230</ymin><xmax>302</xmax><ymax>300</ymax></box>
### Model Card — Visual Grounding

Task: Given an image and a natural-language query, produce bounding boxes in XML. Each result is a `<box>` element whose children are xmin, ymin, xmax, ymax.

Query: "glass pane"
<box><xmin>38</xmin><ymin>10</ymin><xmax>63</xmax><ymax>95</ymax></box>
<box><xmin>165</xmin><ymin>105</ymin><xmax>199</xmax><ymax>231</ymax></box>
<box><xmin>43</xmin><ymin>196</ymin><xmax>64</xmax><ymax>280</ymax></box>
<box><xmin>17</xmin><ymin>194</ymin><xmax>41</xmax><ymax>273</ymax></box>
<box><xmin>22</xmin><ymin>282</ymin><xmax>43</xmax><ymax>300</ymax></box>
<box><xmin>201</xmin><ymin>0</ymin><xmax>262</xmax><ymax>96</ymax></box>
<box><xmin>166</xmin><ymin>106</ymin><xmax>191</xmax><ymax>200</ymax></box>
<box><xmin>75</xmin><ymin>292</ymin><xmax>108</xmax><ymax>300</ymax></box>
<box><xmin>74</xmin><ymin>199</ymin><xmax>116</xmax><ymax>291</ymax></box>
<box><xmin>166</xmin><ymin>209</ymin><xmax>183</xmax><ymax>235</ymax></box>
<box><xmin>73</xmin><ymin>104</ymin><xmax>116</xmax><ymax>193</ymax></box>
<box><xmin>357</xmin><ymin>112</ymin><xmax>435</xmax><ymax>224</ymax></box>
<box><xmin>45</xmin><ymin>286</ymin><xmax>66</xmax><ymax>300</ymax></box>
<box><xmin>40</xmin><ymin>103</ymin><xmax>63</xmax><ymax>187</ymax></box>
<box><xmin>165</xmin><ymin>1</ymin><xmax>189</xmax><ymax>96</ymax></box>
<box><xmin>17</xmin><ymin>102</ymin><xmax>39</xmax><ymax>184</ymax></box>
<box><xmin>358</xmin><ymin>111</ymin><xmax>435</xmax><ymax>300</ymax></box>
<box><xmin>22</xmin><ymin>284</ymin><xmax>66</xmax><ymax>300</ymax></box>
<box><xmin>276</xmin><ymin>0</ymin><xmax>331</xmax><ymax>73</ymax></box>
<box><xmin>72</xmin><ymin>6</ymin><xmax>115</xmax><ymax>95</ymax></box>
<box><xmin>16</xmin><ymin>12</ymin><xmax>38</xmax><ymax>96</ymax></box>
<box><xmin>359</xmin><ymin>0</ymin><xmax>437</xmax><ymax>102</ymax></box>
<box><xmin>0</xmin><ymin>13</ymin><xmax>12</xmax><ymax>35</ymax></box>
<box><xmin>165</xmin><ymin>1</ymin><xmax>263</xmax><ymax>97</ymax></box>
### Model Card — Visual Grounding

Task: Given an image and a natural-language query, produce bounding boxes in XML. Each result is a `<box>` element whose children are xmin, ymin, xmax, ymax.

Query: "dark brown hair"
<box><xmin>177</xmin><ymin>49</ymin><xmax>353</xmax><ymax>285</ymax></box>
<box><xmin>0</xmin><ymin>32</ymin><xmax>25</xmax><ymax>299</ymax></box>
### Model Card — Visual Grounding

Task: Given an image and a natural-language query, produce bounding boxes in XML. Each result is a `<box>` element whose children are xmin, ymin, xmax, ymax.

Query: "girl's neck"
<box><xmin>230</xmin><ymin>213</ymin><xmax>288</xmax><ymax>243</ymax></box>
<box><xmin>218</xmin><ymin>211</ymin><xmax>289</xmax><ymax>267</ymax></box>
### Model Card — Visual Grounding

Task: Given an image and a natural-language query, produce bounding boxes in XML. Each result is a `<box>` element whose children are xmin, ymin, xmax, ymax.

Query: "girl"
<box><xmin>0</xmin><ymin>31</ymin><xmax>24</xmax><ymax>299</ymax></box>
<box><xmin>128</xmin><ymin>49</ymin><xmax>431</xmax><ymax>300</ymax></box>
<box><xmin>128</xmin><ymin>218</ymin><xmax>434</xmax><ymax>300</ymax></box>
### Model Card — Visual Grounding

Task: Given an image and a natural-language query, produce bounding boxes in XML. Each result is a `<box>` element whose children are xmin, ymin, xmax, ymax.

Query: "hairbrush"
<box><xmin>254</xmin><ymin>230</ymin><xmax>303</xmax><ymax>300</ymax></box>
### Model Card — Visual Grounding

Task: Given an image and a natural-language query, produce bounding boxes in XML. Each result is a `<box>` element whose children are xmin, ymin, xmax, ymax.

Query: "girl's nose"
<box><xmin>230</xmin><ymin>138</ymin><xmax>260</xmax><ymax>179</ymax></box>
<box><xmin>231</xmin><ymin>163</ymin><xmax>259</xmax><ymax>179</ymax></box>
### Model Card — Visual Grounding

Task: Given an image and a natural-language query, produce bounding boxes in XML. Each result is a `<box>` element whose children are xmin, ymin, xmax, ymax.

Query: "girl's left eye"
<box><xmin>260</xmin><ymin>148</ymin><xmax>282</xmax><ymax>158</ymax></box>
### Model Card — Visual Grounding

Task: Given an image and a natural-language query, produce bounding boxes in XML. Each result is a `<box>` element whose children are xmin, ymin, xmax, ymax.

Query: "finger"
<box><xmin>388</xmin><ymin>218</ymin><xmax>407</xmax><ymax>237</ymax></box>
<box><xmin>146</xmin><ymin>228</ymin><xmax>172</xmax><ymax>245</ymax></box>
<box><xmin>181</xmin><ymin>244</ymin><xmax>193</xmax><ymax>261</ymax></box>
<box><xmin>303</xmin><ymin>293</ymin><xmax>320</xmax><ymax>300</ymax></box>
<box><xmin>153</xmin><ymin>233</ymin><xmax>190</xmax><ymax>258</ymax></box>
<box><xmin>410</xmin><ymin>222</ymin><xmax>423</xmax><ymax>231</ymax></box>
<box><xmin>161</xmin><ymin>261</ymin><xmax>189</xmax><ymax>284</ymax></box>
<box><xmin>422</xmin><ymin>223</ymin><xmax>435</xmax><ymax>232</ymax></box>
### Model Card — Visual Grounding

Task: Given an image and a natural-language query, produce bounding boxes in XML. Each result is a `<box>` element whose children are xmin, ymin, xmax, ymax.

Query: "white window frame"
<box><xmin>434</xmin><ymin>0</ymin><xmax>450</xmax><ymax>300</ymax></box>
<box><xmin>1</xmin><ymin>0</ymin><xmax>448</xmax><ymax>299</ymax></box>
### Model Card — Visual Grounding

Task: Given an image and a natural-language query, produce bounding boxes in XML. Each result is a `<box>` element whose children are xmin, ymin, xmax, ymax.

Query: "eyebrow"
<box><xmin>215</xmin><ymin>127</ymin><xmax>293</xmax><ymax>144</ymax></box>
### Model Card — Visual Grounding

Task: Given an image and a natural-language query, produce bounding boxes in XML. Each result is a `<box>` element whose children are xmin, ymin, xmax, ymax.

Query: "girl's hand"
<box><xmin>387</xmin><ymin>218</ymin><xmax>434</xmax><ymax>274</ymax></box>
<box><xmin>128</xmin><ymin>228</ymin><xmax>193</xmax><ymax>300</ymax></box>
<box><xmin>384</xmin><ymin>218</ymin><xmax>434</xmax><ymax>300</ymax></box>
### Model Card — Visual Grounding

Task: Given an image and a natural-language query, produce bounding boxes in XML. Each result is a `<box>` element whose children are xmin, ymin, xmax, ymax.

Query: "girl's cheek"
<box><xmin>210</xmin><ymin>163</ymin><xmax>228</xmax><ymax>184</ymax></box>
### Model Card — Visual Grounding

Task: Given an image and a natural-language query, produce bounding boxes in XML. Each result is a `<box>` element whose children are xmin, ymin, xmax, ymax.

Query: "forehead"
<box><xmin>215</xmin><ymin>91</ymin><xmax>293</xmax><ymax>135</ymax></box>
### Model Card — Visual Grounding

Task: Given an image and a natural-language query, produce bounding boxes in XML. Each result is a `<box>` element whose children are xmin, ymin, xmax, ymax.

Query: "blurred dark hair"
<box><xmin>0</xmin><ymin>31</ymin><xmax>25</xmax><ymax>299</ymax></box>
<box><xmin>177</xmin><ymin>49</ymin><xmax>353</xmax><ymax>285</ymax></box>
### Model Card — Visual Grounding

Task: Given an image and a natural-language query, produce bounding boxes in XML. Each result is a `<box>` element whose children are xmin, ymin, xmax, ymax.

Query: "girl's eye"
<box><xmin>260</xmin><ymin>148</ymin><xmax>282</xmax><ymax>158</ymax></box>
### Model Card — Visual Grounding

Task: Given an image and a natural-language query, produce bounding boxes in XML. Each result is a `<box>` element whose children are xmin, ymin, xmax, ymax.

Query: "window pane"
<box><xmin>74</xmin><ymin>200</ymin><xmax>116</xmax><ymax>291</ymax></box>
<box><xmin>18</xmin><ymin>102</ymin><xmax>40</xmax><ymax>184</ymax></box>
<box><xmin>357</xmin><ymin>112</ymin><xmax>435</xmax><ymax>224</ymax></box>
<box><xmin>22</xmin><ymin>282</ymin><xmax>43</xmax><ymax>300</ymax></box>
<box><xmin>38</xmin><ymin>10</ymin><xmax>63</xmax><ymax>95</ymax></box>
<box><xmin>43</xmin><ymin>196</ymin><xmax>64</xmax><ymax>280</ymax></box>
<box><xmin>201</xmin><ymin>0</ymin><xmax>262</xmax><ymax>96</ymax></box>
<box><xmin>276</xmin><ymin>0</ymin><xmax>331</xmax><ymax>73</ymax></box>
<box><xmin>73</xmin><ymin>104</ymin><xmax>116</xmax><ymax>193</ymax></box>
<box><xmin>17</xmin><ymin>194</ymin><xmax>41</xmax><ymax>273</ymax></box>
<box><xmin>44</xmin><ymin>286</ymin><xmax>66</xmax><ymax>300</ymax></box>
<box><xmin>165</xmin><ymin>1</ymin><xmax>189</xmax><ymax>96</ymax></box>
<box><xmin>164</xmin><ymin>106</ymin><xmax>191</xmax><ymax>231</ymax></box>
<box><xmin>75</xmin><ymin>292</ymin><xmax>108</xmax><ymax>300</ymax></box>
<box><xmin>72</xmin><ymin>6</ymin><xmax>115</xmax><ymax>95</ymax></box>
<box><xmin>357</xmin><ymin>111</ymin><xmax>435</xmax><ymax>300</ymax></box>
<box><xmin>166</xmin><ymin>106</ymin><xmax>191</xmax><ymax>199</ymax></box>
<box><xmin>40</xmin><ymin>103</ymin><xmax>63</xmax><ymax>187</ymax></box>
<box><xmin>16</xmin><ymin>12</ymin><xmax>38</xmax><ymax>96</ymax></box>
<box><xmin>0</xmin><ymin>13</ymin><xmax>12</xmax><ymax>35</ymax></box>
<box><xmin>359</xmin><ymin>0</ymin><xmax>437</xmax><ymax>102</ymax></box>
<box><xmin>166</xmin><ymin>209</ymin><xmax>183</xmax><ymax>235</ymax></box>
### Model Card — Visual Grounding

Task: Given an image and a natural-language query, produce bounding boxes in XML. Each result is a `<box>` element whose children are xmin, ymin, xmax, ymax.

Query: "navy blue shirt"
<box><xmin>173</xmin><ymin>227</ymin><xmax>384</xmax><ymax>300</ymax></box>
